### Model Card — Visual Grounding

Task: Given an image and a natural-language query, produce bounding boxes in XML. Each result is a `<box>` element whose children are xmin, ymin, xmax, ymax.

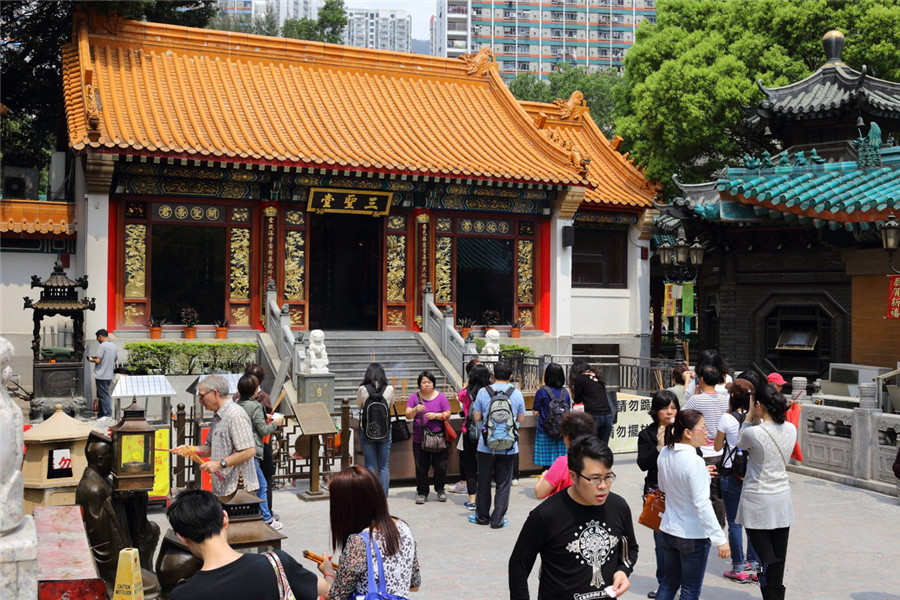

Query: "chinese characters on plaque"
<box><xmin>887</xmin><ymin>275</ymin><xmax>900</xmax><ymax>319</ymax></box>
<box><xmin>607</xmin><ymin>393</ymin><xmax>653</xmax><ymax>454</ymax></box>
<box><xmin>307</xmin><ymin>188</ymin><xmax>393</xmax><ymax>217</ymax></box>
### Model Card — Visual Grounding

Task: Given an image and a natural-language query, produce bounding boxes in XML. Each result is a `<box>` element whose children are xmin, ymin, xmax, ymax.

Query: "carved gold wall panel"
<box><xmin>518</xmin><ymin>307</ymin><xmax>534</xmax><ymax>327</ymax></box>
<box><xmin>435</xmin><ymin>237</ymin><xmax>453</xmax><ymax>303</ymax></box>
<box><xmin>517</xmin><ymin>239</ymin><xmax>534</xmax><ymax>303</ymax></box>
<box><xmin>285</xmin><ymin>210</ymin><xmax>305</xmax><ymax>226</ymax></box>
<box><xmin>284</xmin><ymin>230</ymin><xmax>306</xmax><ymax>301</ymax></box>
<box><xmin>290</xmin><ymin>306</ymin><xmax>305</xmax><ymax>326</ymax></box>
<box><xmin>124</xmin><ymin>224</ymin><xmax>146</xmax><ymax>298</ymax></box>
<box><xmin>387</xmin><ymin>307</ymin><xmax>405</xmax><ymax>327</ymax></box>
<box><xmin>230</xmin><ymin>228</ymin><xmax>251</xmax><ymax>299</ymax></box>
<box><xmin>124</xmin><ymin>303</ymin><xmax>145</xmax><ymax>326</ymax></box>
<box><xmin>231</xmin><ymin>305</ymin><xmax>250</xmax><ymax>326</ymax></box>
<box><xmin>386</xmin><ymin>234</ymin><xmax>407</xmax><ymax>302</ymax></box>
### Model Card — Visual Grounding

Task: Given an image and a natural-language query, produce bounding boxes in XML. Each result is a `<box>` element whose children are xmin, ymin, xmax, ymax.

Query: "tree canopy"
<box><xmin>614</xmin><ymin>0</ymin><xmax>900</xmax><ymax>193</ymax></box>
<box><xmin>1</xmin><ymin>1</ymin><xmax>217</xmax><ymax>175</ymax></box>
<box><xmin>507</xmin><ymin>64</ymin><xmax>621</xmax><ymax>136</ymax></box>
<box><xmin>282</xmin><ymin>0</ymin><xmax>347</xmax><ymax>44</ymax></box>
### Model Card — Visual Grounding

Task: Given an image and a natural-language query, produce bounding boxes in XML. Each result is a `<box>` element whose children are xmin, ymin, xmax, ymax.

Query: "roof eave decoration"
<box><xmin>63</xmin><ymin>17</ymin><xmax>588</xmax><ymax>187</ymax></box>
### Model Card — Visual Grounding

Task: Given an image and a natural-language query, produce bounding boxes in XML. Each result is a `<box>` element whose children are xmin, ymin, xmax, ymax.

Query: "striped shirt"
<box><xmin>209</xmin><ymin>399</ymin><xmax>258</xmax><ymax>496</ymax></box>
<box><xmin>684</xmin><ymin>390</ymin><xmax>729</xmax><ymax>458</ymax></box>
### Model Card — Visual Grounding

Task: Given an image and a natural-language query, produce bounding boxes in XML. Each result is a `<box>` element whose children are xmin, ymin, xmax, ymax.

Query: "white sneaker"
<box><xmin>511</xmin><ymin>478</ymin><xmax>519</xmax><ymax>486</ymax></box>
<box><xmin>267</xmin><ymin>519</ymin><xmax>284</xmax><ymax>531</ymax></box>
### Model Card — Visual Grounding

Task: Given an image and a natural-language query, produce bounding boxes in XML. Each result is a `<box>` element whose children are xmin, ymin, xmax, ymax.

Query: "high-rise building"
<box><xmin>431</xmin><ymin>0</ymin><xmax>656</xmax><ymax>77</ymax></box>
<box><xmin>343</xmin><ymin>9</ymin><xmax>412</xmax><ymax>53</ymax></box>
<box><xmin>216</xmin><ymin>0</ymin><xmax>321</xmax><ymax>29</ymax></box>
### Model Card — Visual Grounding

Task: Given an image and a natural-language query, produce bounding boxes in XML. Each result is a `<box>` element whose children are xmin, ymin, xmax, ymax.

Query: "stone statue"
<box><xmin>810</xmin><ymin>148</ymin><xmax>826</xmax><ymax>164</ymax></box>
<box><xmin>793</xmin><ymin>151</ymin><xmax>807</xmax><ymax>166</ymax></box>
<box><xmin>479</xmin><ymin>329</ymin><xmax>501</xmax><ymax>363</ymax></box>
<box><xmin>305</xmin><ymin>329</ymin><xmax>329</xmax><ymax>374</ymax></box>
<box><xmin>742</xmin><ymin>155</ymin><xmax>760</xmax><ymax>169</ymax></box>
<box><xmin>760</xmin><ymin>151</ymin><xmax>774</xmax><ymax>168</ymax></box>
<box><xmin>75</xmin><ymin>434</ymin><xmax>159</xmax><ymax>597</ymax></box>
<box><xmin>777</xmin><ymin>153</ymin><xmax>791</xmax><ymax>167</ymax></box>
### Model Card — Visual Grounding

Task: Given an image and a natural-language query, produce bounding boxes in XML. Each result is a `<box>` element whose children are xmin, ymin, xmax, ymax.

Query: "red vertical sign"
<box><xmin>887</xmin><ymin>275</ymin><xmax>900</xmax><ymax>319</ymax></box>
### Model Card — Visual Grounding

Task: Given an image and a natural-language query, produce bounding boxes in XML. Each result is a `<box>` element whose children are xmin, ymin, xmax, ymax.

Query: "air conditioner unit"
<box><xmin>827</xmin><ymin>363</ymin><xmax>891</xmax><ymax>397</ymax></box>
<box><xmin>2</xmin><ymin>166</ymin><xmax>40</xmax><ymax>200</ymax></box>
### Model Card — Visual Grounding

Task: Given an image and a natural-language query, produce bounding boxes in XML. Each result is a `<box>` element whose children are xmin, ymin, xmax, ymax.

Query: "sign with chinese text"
<box><xmin>682</xmin><ymin>282</ymin><xmax>695</xmax><ymax>316</ymax></box>
<box><xmin>48</xmin><ymin>448</ymin><xmax>73</xmax><ymax>479</ymax></box>
<box><xmin>888</xmin><ymin>275</ymin><xmax>900</xmax><ymax>319</ymax></box>
<box><xmin>663</xmin><ymin>283</ymin><xmax>676</xmax><ymax>317</ymax></box>
<box><xmin>307</xmin><ymin>188</ymin><xmax>393</xmax><ymax>216</ymax></box>
<box><xmin>151</xmin><ymin>428</ymin><xmax>170</xmax><ymax>499</ymax></box>
<box><xmin>607</xmin><ymin>393</ymin><xmax>653</xmax><ymax>454</ymax></box>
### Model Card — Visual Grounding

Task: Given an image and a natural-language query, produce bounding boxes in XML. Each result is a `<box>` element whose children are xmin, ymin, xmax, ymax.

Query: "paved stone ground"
<box><xmin>149</xmin><ymin>453</ymin><xmax>900</xmax><ymax>600</ymax></box>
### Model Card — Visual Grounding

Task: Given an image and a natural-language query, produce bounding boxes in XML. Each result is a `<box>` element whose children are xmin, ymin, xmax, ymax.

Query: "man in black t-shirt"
<box><xmin>509</xmin><ymin>436</ymin><xmax>638</xmax><ymax>599</ymax></box>
<box><xmin>166</xmin><ymin>489</ymin><xmax>325</xmax><ymax>600</ymax></box>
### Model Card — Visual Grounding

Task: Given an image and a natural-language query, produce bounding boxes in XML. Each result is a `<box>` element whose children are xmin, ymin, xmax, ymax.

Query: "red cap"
<box><xmin>767</xmin><ymin>373</ymin><xmax>787</xmax><ymax>386</ymax></box>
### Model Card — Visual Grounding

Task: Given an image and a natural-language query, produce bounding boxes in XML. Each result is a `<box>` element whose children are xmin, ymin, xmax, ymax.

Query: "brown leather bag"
<box><xmin>638</xmin><ymin>489</ymin><xmax>666</xmax><ymax>532</ymax></box>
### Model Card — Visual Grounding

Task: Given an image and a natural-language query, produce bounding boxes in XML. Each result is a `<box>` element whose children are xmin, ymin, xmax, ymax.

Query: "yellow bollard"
<box><xmin>112</xmin><ymin>547</ymin><xmax>144</xmax><ymax>600</ymax></box>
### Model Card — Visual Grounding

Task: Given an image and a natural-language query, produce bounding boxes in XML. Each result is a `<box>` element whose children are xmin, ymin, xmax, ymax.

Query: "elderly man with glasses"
<box><xmin>174</xmin><ymin>374</ymin><xmax>258</xmax><ymax>497</ymax></box>
<box><xmin>509</xmin><ymin>436</ymin><xmax>638</xmax><ymax>599</ymax></box>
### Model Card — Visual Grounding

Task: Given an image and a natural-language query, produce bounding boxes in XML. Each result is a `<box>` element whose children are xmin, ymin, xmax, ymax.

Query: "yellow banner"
<box><xmin>151</xmin><ymin>428</ymin><xmax>170</xmax><ymax>498</ymax></box>
<box><xmin>663</xmin><ymin>283</ymin><xmax>677</xmax><ymax>317</ymax></box>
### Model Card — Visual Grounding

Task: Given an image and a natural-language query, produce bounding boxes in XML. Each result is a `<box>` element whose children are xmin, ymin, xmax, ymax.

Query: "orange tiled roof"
<box><xmin>61</xmin><ymin>16</ymin><xmax>587</xmax><ymax>187</ymax></box>
<box><xmin>520</xmin><ymin>97</ymin><xmax>659</xmax><ymax>208</ymax></box>
<box><xmin>0</xmin><ymin>199</ymin><xmax>76</xmax><ymax>236</ymax></box>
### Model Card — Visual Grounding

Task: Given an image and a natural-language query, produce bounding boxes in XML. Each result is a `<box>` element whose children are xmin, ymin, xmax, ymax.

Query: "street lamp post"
<box><xmin>881</xmin><ymin>214</ymin><xmax>900</xmax><ymax>274</ymax></box>
<box><xmin>659</xmin><ymin>226</ymin><xmax>705</xmax><ymax>363</ymax></box>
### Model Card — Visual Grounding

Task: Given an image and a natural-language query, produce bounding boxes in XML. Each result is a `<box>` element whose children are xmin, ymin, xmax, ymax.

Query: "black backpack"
<box><xmin>464</xmin><ymin>388</ymin><xmax>480</xmax><ymax>443</ymax></box>
<box><xmin>720</xmin><ymin>410</ymin><xmax>748</xmax><ymax>479</ymax></box>
<box><xmin>541</xmin><ymin>386</ymin><xmax>568</xmax><ymax>440</ymax></box>
<box><xmin>361</xmin><ymin>384</ymin><xmax>391</xmax><ymax>441</ymax></box>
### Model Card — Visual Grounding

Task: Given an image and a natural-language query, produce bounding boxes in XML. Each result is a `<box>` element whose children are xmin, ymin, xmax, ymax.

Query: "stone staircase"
<box><xmin>324</xmin><ymin>331</ymin><xmax>459</xmax><ymax>401</ymax></box>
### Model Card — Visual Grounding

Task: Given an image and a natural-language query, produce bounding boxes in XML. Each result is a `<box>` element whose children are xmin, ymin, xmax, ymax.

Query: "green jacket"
<box><xmin>237</xmin><ymin>397</ymin><xmax>279</xmax><ymax>460</ymax></box>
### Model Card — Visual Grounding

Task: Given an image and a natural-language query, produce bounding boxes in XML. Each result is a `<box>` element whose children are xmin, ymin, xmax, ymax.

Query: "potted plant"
<box><xmin>458</xmin><ymin>317</ymin><xmax>475</xmax><ymax>339</ymax></box>
<box><xmin>147</xmin><ymin>316</ymin><xmax>167</xmax><ymax>340</ymax></box>
<box><xmin>508</xmin><ymin>319</ymin><xmax>524</xmax><ymax>339</ymax></box>
<box><xmin>180</xmin><ymin>307</ymin><xmax>200</xmax><ymax>339</ymax></box>
<box><xmin>481</xmin><ymin>309</ymin><xmax>501</xmax><ymax>330</ymax></box>
<box><xmin>214</xmin><ymin>318</ymin><xmax>229</xmax><ymax>339</ymax></box>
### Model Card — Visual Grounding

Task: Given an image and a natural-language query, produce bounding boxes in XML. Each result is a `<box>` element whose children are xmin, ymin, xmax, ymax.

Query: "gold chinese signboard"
<box><xmin>307</xmin><ymin>188</ymin><xmax>393</xmax><ymax>216</ymax></box>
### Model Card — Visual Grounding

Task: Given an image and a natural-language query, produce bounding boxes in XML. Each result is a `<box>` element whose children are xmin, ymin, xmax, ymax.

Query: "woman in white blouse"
<box><xmin>656</xmin><ymin>409</ymin><xmax>730</xmax><ymax>600</ymax></box>
<box><xmin>736</xmin><ymin>385</ymin><xmax>796</xmax><ymax>600</ymax></box>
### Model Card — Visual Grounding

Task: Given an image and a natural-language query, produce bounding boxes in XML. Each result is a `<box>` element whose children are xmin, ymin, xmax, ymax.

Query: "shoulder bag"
<box><xmin>637</xmin><ymin>489</ymin><xmax>666</xmax><ymax>532</ymax></box>
<box><xmin>417</xmin><ymin>394</ymin><xmax>447</xmax><ymax>453</ymax></box>
<box><xmin>390</xmin><ymin>403</ymin><xmax>410</xmax><ymax>442</ymax></box>
<box><xmin>263</xmin><ymin>551</ymin><xmax>297</xmax><ymax>600</ymax></box>
<box><xmin>356</xmin><ymin>531</ymin><xmax>409</xmax><ymax>600</ymax></box>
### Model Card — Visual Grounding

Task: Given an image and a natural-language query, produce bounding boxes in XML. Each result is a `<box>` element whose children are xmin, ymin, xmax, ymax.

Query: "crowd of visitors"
<box><xmin>165</xmin><ymin>354</ymin><xmax>798</xmax><ymax>600</ymax></box>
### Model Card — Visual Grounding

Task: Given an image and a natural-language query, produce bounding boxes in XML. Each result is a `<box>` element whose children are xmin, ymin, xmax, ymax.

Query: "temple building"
<box><xmin>0</xmin><ymin>12</ymin><xmax>658</xmax><ymax>369</ymax></box>
<box><xmin>654</xmin><ymin>31</ymin><xmax>900</xmax><ymax>384</ymax></box>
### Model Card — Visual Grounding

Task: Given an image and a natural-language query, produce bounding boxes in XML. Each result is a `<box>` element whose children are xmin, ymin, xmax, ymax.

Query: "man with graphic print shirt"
<box><xmin>509</xmin><ymin>436</ymin><xmax>638</xmax><ymax>599</ymax></box>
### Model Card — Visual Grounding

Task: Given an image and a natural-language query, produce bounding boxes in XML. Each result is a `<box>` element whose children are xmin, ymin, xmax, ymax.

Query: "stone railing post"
<box><xmin>791</xmin><ymin>377</ymin><xmax>808</xmax><ymax>403</ymax></box>
<box><xmin>852</xmin><ymin>383</ymin><xmax>880</xmax><ymax>481</ymax></box>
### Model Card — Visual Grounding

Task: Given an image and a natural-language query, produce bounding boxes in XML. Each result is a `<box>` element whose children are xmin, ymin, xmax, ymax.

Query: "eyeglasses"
<box><xmin>575</xmin><ymin>472</ymin><xmax>616</xmax><ymax>486</ymax></box>
<box><xmin>197</xmin><ymin>389</ymin><xmax>212</xmax><ymax>401</ymax></box>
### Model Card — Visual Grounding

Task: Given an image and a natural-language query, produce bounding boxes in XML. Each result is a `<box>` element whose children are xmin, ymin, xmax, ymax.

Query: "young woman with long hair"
<box><xmin>655</xmin><ymin>409</ymin><xmax>730</xmax><ymax>600</ymax></box>
<box><xmin>569</xmin><ymin>361</ymin><xmax>612</xmax><ymax>444</ymax></box>
<box><xmin>532</xmin><ymin>362</ymin><xmax>572</xmax><ymax>470</ymax></box>
<box><xmin>636</xmin><ymin>389</ymin><xmax>680</xmax><ymax>599</ymax></box>
<box><xmin>357</xmin><ymin>362</ymin><xmax>395</xmax><ymax>496</ymax></box>
<box><xmin>450</xmin><ymin>362</ymin><xmax>492</xmax><ymax>509</ymax></box>
<box><xmin>736</xmin><ymin>385</ymin><xmax>796</xmax><ymax>600</ymax></box>
<box><xmin>317</xmin><ymin>466</ymin><xmax>420</xmax><ymax>599</ymax></box>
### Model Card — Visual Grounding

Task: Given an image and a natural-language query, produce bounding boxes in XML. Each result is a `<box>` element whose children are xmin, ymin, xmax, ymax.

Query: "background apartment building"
<box><xmin>217</xmin><ymin>0</ymin><xmax>322</xmax><ymax>28</ymax></box>
<box><xmin>344</xmin><ymin>9</ymin><xmax>412</xmax><ymax>53</ymax></box>
<box><xmin>432</xmin><ymin>0</ymin><xmax>656</xmax><ymax>78</ymax></box>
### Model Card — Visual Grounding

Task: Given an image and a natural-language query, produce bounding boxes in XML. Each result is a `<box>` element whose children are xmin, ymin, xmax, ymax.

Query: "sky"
<box><xmin>345</xmin><ymin>0</ymin><xmax>436</xmax><ymax>39</ymax></box>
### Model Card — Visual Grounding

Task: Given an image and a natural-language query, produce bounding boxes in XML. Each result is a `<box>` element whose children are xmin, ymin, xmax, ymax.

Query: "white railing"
<box><xmin>421</xmin><ymin>284</ymin><xmax>465</xmax><ymax>378</ymax></box>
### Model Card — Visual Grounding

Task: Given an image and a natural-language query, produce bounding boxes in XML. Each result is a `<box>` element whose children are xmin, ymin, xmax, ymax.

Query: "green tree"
<box><xmin>280</xmin><ymin>0</ymin><xmax>346</xmax><ymax>44</ymax></box>
<box><xmin>507</xmin><ymin>65</ymin><xmax>622</xmax><ymax>135</ymax></box>
<box><xmin>250</xmin><ymin>3</ymin><xmax>279</xmax><ymax>37</ymax></box>
<box><xmin>207</xmin><ymin>12</ymin><xmax>252</xmax><ymax>33</ymax></box>
<box><xmin>0</xmin><ymin>1</ymin><xmax>217</xmax><ymax>177</ymax></box>
<box><xmin>615</xmin><ymin>0</ymin><xmax>900</xmax><ymax>192</ymax></box>
<box><xmin>281</xmin><ymin>17</ymin><xmax>320</xmax><ymax>41</ymax></box>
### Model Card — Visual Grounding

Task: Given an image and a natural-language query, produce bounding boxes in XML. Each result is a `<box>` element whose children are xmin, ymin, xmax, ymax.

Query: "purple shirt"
<box><xmin>406</xmin><ymin>392</ymin><xmax>450</xmax><ymax>444</ymax></box>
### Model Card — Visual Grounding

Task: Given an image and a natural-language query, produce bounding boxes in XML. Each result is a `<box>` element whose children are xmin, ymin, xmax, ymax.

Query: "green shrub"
<box><xmin>474</xmin><ymin>337</ymin><xmax>486</xmax><ymax>352</ymax></box>
<box><xmin>124</xmin><ymin>341</ymin><xmax>258</xmax><ymax>375</ymax></box>
<box><xmin>500</xmin><ymin>343</ymin><xmax>534</xmax><ymax>356</ymax></box>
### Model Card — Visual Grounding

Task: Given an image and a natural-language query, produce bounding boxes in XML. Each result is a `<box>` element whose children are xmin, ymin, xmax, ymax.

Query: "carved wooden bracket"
<box><xmin>85</xmin><ymin>154</ymin><xmax>115</xmax><ymax>195</ymax></box>
<box><xmin>553</xmin><ymin>186</ymin><xmax>586</xmax><ymax>220</ymax></box>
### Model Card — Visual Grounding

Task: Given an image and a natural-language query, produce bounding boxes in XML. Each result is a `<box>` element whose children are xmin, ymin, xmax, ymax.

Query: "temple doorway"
<box><xmin>308</xmin><ymin>213</ymin><xmax>381</xmax><ymax>330</ymax></box>
<box><xmin>150</xmin><ymin>225</ymin><xmax>226</xmax><ymax>324</ymax></box>
<box><xmin>456</xmin><ymin>237</ymin><xmax>515</xmax><ymax>325</ymax></box>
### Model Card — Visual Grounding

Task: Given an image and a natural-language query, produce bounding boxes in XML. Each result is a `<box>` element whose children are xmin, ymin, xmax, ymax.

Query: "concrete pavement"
<box><xmin>149</xmin><ymin>453</ymin><xmax>900</xmax><ymax>599</ymax></box>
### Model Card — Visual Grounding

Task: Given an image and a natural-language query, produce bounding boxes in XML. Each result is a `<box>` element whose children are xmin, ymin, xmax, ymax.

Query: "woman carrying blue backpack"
<box><xmin>532</xmin><ymin>363</ymin><xmax>571</xmax><ymax>470</ymax></box>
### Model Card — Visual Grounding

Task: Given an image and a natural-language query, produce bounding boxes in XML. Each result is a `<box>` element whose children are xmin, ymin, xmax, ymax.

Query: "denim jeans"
<box><xmin>96</xmin><ymin>379</ymin><xmax>112</xmax><ymax>418</ymax></box>
<box><xmin>720</xmin><ymin>474</ymin><xmax>759</xmax><ymax>569</ymax></box>
<box><xmin>655</xmin><ymin>532</ymin><xmax>711</xmax><ymax>600</ymax></box>
<box><xmin>593</xmin><ymin>413</ymin><xmax>614</xmax><ymax>445</ymax></box>
<box><xmin>361</xmin><ymin>432</ymin><xmax>392</xmax><ymax>496</ymax></box>
<box><xmin>652</xmin><ymin>529</ymin><xmax>665</xmax><ymax>585</ymax></box>
<box><xmin>253</xmin><ymin>459</ymin><xmax>273</xmax><ymax>522</ymax></box>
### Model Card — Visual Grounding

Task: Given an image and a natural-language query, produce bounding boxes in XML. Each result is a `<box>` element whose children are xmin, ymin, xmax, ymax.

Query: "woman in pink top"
<box><xmin>533</xmin><ymin>410</ymin><xmax>597</xmax><ymax>499</ymax></box>
<box><xmin>450</xmin><ymin>362</ymin><xmax>491</xmax><ymax>509</ymax></box>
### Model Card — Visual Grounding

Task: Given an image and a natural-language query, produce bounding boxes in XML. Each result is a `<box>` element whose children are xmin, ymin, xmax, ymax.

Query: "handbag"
<box><xmin>263</xmin><ymin>551</ymin><xmax>297</xmax><ymax>600</ymax></box>
<box><xmin>637</xmin><ymin>489</ymin><xmax>666</xmax><ymax>532</ymax></box>
<box><xmin>356</xmin><ymin>531</ymin><xmax>409</xmax><ymax>600</ymax></box>
<box><xmin>417</xmin><ymin>394</ymin><xmax>447</xmax><ymax>453</ymax></box>
<box><xmin>443</xmin><ymin>419</ymin><xmax>458</xmax><ymax>443</ymax></box>
<box><xmin>390</xmin><ymin>404</ymin><xmax>410</xmax><ymax>442</ymax></box>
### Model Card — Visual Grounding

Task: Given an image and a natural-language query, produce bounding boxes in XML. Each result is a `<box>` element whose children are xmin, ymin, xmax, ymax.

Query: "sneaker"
<box><xmin>490</xmin><ymin>518</ymin><xmax>509</xmax><ymax>529</ymax></box>
<box><xmin>723</xmin><ymin>570</ymin><xmax>752</xmax><ymax>583</ymax></box>
<box><xmin>415</xmin><ymin>494</ymin><xmax>426</xmax><ymax>504</ymax></box>
<box><xmin>437</xmin><ymin>492</ymin><xmax>447</xmax><ymax>502</ymax></box>
<box><xmin>750</xmin><ymin>573</ymin><xmax>759</xmax><ymax>583</ymax></box>
<box><xmin>448</xmin><ymin>481</ymin><xmax>467</xmax><ymax>494</ymax></box>
<box><xmin>468</xmin><ymin>514</ymin><xmax>488</xmax><ymax>525</ymax></box>
<box><xmin>647</xmin><ymin>592</ymin><xmax>658</xmax><ymax>599</ymax></box>
<box><xmin>511</xmin><ymin>478</ymin><xmax>519</xmax><ymax>486</ymax></box>
<box><xmin>266</xmin><ymin>519</ymin><xmax>284</xmax><ymax>531</ymax></box>
<box><xmin>463</xmin><ymin>501</ymin><xmax>476</xmax><ymax>510</ymax></box>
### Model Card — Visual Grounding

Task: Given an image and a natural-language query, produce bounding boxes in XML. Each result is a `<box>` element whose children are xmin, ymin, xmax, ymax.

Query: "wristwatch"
<box><xmin>219</xmin><ymin>458</ymin><xmax>227</xmax><ymax>468</ymax></box>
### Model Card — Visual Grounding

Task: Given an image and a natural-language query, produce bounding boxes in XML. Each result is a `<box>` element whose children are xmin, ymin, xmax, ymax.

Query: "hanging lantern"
<box><xmin>110</xmin><ymin>397</ymin><xmax>156</xmax><ymax>491</ymax></box>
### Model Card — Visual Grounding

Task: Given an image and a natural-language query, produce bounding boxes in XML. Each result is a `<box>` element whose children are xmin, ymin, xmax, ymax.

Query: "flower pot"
<box><xmin>149</xmin><ymin>326</ymin><xmax>162</xmax><ymax>340</ymax></box>
<box><xmin>461</xmin><ymin>327</ymin><xmax>472</xmax><ymax>339</ymax></box>
<box><xmin>215</xmin><ymin>327</ymin><xmax>228</xmax><ymax>339</ymax></box>
<box><xmin>510</xmin><ymin>327</ymin><xmax>521</xmax><ymax>339</ymax></box>
<box><xmin>183</xmin><ymin>326</ymin><xmax>197</xmax><ymax>339</ymax></box>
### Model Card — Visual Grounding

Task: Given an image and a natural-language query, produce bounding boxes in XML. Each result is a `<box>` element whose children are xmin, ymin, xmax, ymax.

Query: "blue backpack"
<box><xmin>482</xmin><ymin>385</ymin><xmax>518</xmax><ymax>451</ymax></box>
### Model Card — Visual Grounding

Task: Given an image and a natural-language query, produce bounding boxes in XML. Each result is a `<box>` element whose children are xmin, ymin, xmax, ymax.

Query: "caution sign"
<box><xmin>113</xmin><ymin>548</ymin><xmax>144</xmax><ymax>600</ymax></box>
